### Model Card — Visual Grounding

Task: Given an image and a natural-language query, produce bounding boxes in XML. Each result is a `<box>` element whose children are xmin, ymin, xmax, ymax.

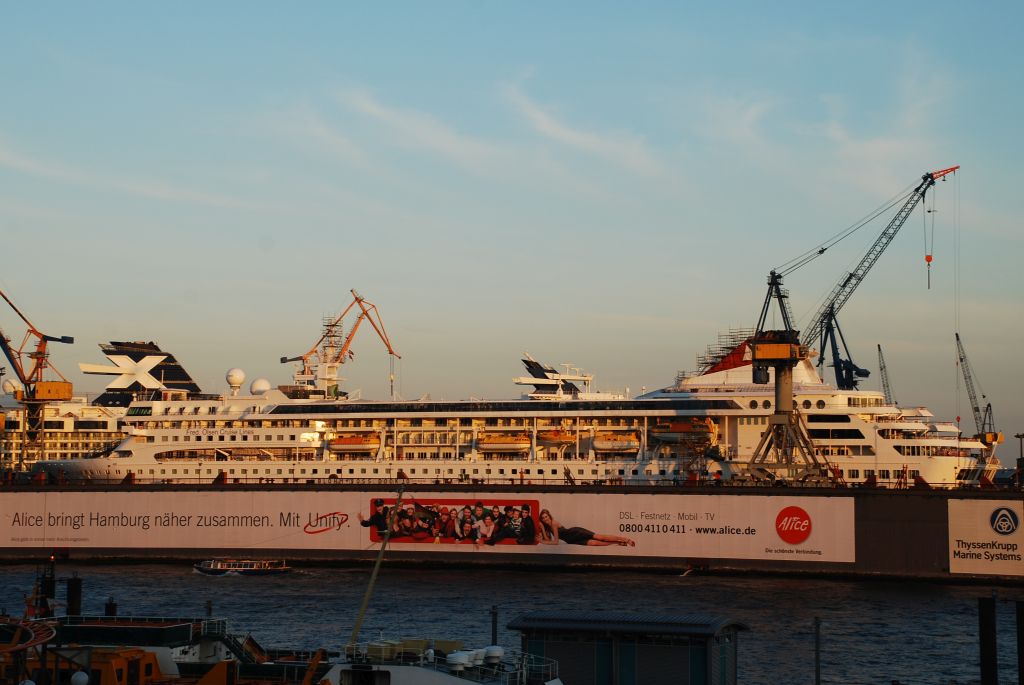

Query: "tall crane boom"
<box><xmin>877</xmin><ymin>344</ymin><xmax>895</xmax><ymax>405</ymax></box>
<box><xmin>800</xmin><ymin>166</ymin><xmax>959</xmax><ymax>349</ymax></box>
<box><xmin>954</xmin><ymin>332</ymin><xmax>1002</xmax><ymax>448</ymax></box>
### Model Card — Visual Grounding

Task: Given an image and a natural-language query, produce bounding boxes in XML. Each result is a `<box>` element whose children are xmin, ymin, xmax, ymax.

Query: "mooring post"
<box><xmin>491</xmin><ymin>605</ymin><xmax>498</xmax><ymax>646</ymax></box>
<box><xmin>1016</xmin><ymin>600</ymin><xmax>1023</xmax><ymax>685</ymax></box>
<box><xmin>979</xmin><ymin>595</ymin><xmax>998</xmax><ymax>685</ymax></box>
<box><xmin>814</xmin><ymin>616</ymin><xmax>821</xmax><ymax>685</ymax></box>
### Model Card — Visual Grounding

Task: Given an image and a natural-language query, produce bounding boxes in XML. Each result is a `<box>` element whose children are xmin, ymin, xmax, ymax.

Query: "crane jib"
<box><xmin>798</xmin><ymin>166</ymin><xmax>958</xmax><ymax>349</ymax></box>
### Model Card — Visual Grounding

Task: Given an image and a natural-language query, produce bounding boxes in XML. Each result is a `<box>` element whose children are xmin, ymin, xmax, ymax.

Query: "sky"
<box><xmin>1</xmin><ymin>4</ymin><xmax>1022</xmax><ymax>443</ymax></box>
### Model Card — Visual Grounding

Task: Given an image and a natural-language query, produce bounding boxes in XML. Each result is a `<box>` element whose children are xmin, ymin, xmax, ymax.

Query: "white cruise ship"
<box><xmin>31</xmin><ymin>334</ymin><xmax>996</xmax><ymax>488</ymax></box>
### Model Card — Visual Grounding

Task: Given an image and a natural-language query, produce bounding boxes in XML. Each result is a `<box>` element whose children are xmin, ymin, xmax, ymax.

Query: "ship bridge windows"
<box><xmin>848</xmin><ymin>396</ymin><xmax>884</xmax><ymax>408</ymax></box>
<box><xmin>807</xmin><ymin>415</ymin><xmax>852</xmax><ymax>423</ymax></box>
<box><xmin>127</xmin><ymin>407</ymin><xmax>152</xmax><ymax>416</ymax></box>
<box><xmin>808</xmin><ymin>428</ymin><xmax>864</xmax><ymax>440</ymax></box>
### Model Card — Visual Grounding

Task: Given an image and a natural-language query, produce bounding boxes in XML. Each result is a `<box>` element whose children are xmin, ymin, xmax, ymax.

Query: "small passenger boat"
<box><xmin>475</xmin><ymin>433</ymin><xmax>531</xmax><ymax>452</ymax></box>
<box><xmin>592</xmin><ymin>432</ymin><xmax>640</xmax><ymax>452</ymax></box>
<box><xmin>650</xmin><ymin>417</ymin><xmax>719</xmax><ymax>447</ymax></box>
<box><xmin>327</xmin><ymin>433</ymin><xmax>382</xmax><ymax>452</ymax></box>
<box><xmin>193</xmin><ymin>559</ymin><xmax>290</xmax><ymax>576</ymax></box>
<box><xmin>537</xmin><ymin>430</ymin><xmax>575</xmax><ymax>446</ymax></box>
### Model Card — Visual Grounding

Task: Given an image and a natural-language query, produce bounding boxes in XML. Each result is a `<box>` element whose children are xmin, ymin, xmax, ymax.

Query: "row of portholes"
<box><xmin>748</xmin><ymin>399</ymin><xmax>828</xmax><ymax>410</ymax></box>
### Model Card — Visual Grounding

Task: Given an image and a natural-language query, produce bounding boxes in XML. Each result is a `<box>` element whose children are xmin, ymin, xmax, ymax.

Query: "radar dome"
<box><xmin>250</xmin><ymin>378</ymin><xmax>271</xmax><ymax>395</ymax></box>
<box><xmin>226</xmin><ymin>368</ymin><xmax>245</xmax><ymax>390</ymax></box>
<box><xmin>71</xmin><ymin>671</ymin><xmax>90</xmax><ymax>685</ymax></box>
<box><xmin>2</xmin><ymin>379</ymin><xmax>19</xmax><ymax>395</ymax></box>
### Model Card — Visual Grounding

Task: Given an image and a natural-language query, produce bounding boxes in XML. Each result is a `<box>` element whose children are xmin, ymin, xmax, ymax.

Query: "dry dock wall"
<box><xmin>0</xmin><ymin>485</ymin><xmax>1020</xmax><ymax>581</ymax></box>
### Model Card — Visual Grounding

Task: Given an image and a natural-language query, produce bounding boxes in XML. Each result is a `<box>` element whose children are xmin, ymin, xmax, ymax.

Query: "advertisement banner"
<box><xmin>948</xmin><ymin>499</ymin><xmax>1024</xmax><ymax>576</ymax></box>
<box><xmin>0</xmin><ymin>491</ymin><xmax>855</xmax><ymax>562</ymax></box>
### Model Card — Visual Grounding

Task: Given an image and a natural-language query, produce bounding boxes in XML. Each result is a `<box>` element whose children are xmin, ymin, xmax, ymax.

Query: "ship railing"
<box><xmin>344</xmin><ymin>642</ymin><xmax>557</xmax><ymax>684</ymax></box>
<box><xmin>59</xmin><ymin>615</ymin><xmax>228</xmax><ymax>637</ymax></box>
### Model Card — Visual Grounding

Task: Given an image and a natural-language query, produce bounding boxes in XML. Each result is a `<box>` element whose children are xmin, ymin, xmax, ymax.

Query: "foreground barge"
<box><xmin>1</xmin><ymin>483</ymin><xmax>1020</xmax><ymax>582</ymax></box>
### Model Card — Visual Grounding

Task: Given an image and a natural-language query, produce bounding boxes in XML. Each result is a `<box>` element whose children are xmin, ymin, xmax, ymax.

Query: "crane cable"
<box><xmin>773</xmin><ymin>180</ymin><xmax>919</xmax><ymax>277</ymax></box>
<box><xmin>923</xmin><ymin>187</ymin><xmax>937</xmax><ymax>288</ymax></box>
<box><xmin>953</xmin><ymin>172</ymin><xmax>962</xmax><ymax>427</ymax></box>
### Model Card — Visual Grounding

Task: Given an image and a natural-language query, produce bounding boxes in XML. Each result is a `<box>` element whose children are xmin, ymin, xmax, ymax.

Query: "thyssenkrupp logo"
<box><xmin>775</xmin><ymin>506</ymin><xmax>812</xmax><ymax>544</ymax></box>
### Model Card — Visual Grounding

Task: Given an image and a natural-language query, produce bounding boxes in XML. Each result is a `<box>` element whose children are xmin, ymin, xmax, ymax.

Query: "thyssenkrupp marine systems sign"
<box><xmin>948</xmin><ymin>499</ymin><xmax>1024</xmax><ymax>576</ymax></box>
<box><xmin>1</xmin><ymin>491</ymin><xmax>854</xmax><ymax>562</ymax></box>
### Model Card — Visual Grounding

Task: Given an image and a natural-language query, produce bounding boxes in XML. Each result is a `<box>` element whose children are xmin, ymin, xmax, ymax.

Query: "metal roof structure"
<box><xmin>508</xmin><ymin>611</ymin><xmax>747</xmax><ymax>637</ymax></box>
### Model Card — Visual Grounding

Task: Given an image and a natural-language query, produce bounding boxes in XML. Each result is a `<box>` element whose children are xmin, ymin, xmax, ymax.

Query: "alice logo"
<box><xmin>990</xmin><ymin>508</ymin><xmax>1019</xmax><ymax>536</ymax></box>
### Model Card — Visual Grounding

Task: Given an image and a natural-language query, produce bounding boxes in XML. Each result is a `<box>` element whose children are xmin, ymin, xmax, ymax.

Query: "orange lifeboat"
<box><xmin>592</xmin><ymin>431</ymin><xmax>640</xmax><ymax>452</ymax></box>
<box><xmin>328</xmin><ymin>434</ymin><xmax>381</xmax><ymax>452</ymax></box>
<box><xmin>475</xmin><ymin>433</ymin><xmax>531</xmax><ymax>452</ymax></box>
<box><xmin>650</xmin><ymin>418</ymin><xmax>719</xmax><ymax>447</ymax></box>
<box><xmin>537</xmin><ymin>429</ymin><xmax>575</xmax><ymax>446</ymax></box>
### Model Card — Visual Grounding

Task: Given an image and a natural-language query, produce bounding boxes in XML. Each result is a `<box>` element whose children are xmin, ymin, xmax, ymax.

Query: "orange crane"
<box><xmin>281</xmin><ymin>289</ymin><xmax>400</xmax><ymax>398</ymax></box>
<box><xmin>0</xmin><ymin>288</ymin><xmax>74</xmax><ymax>466</ymax></box>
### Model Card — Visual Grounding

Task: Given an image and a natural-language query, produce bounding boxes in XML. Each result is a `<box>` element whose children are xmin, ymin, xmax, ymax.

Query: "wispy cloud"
<box><xmin>502</xmin><ymin>85</ymin><xmax>667</xmax><ymax>177</ymax></box>
<box><xmin>269</xmin><ymin>107</ymin><xmax>368</xmax><ymax>167</ymax></box>
<box><xmin>695</xmin><ymin>94</ymin><xmax>779</xmax><ymax>148</ymax></box>
<box><xmin>335</xmin><ymin>90</ymin><xmax>503</xmax><ymax>171</ymax></box>
<box><xmin>0</xmin><ymin>138</ymin><xmax>255</xmax><ymax>209</ymax></box>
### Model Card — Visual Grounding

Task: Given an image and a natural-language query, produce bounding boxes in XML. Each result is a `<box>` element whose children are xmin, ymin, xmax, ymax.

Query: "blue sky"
<box><xmin>1</xmin><ymin>4</ymin><xmax>1022</xmax><ymax>439</ymax></box>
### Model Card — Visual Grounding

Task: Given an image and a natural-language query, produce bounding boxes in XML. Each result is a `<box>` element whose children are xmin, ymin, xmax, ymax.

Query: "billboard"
<box><xmin>948</xmin><ymin>499</ymin><xmax>1024</xmax><ymax>576</ymax></box>
<box><xmin>1</xmin><ymin>491</ymin><xmax>855</xmax><ymax>563</ymax></box>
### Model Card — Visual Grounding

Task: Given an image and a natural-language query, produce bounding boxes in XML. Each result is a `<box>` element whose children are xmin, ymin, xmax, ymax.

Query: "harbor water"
<box><xmin>1</xmin><ymin>563</ymin><xmax>1021</xmax><ymax>684</ymax></box>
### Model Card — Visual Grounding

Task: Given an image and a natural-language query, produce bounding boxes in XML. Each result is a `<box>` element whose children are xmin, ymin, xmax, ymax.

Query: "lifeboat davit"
<box><xmin>537</xmin><ymin>430</ymin><xmax>575</xmax><ymax>446</ymax></box>
<box><xmin>592</xmin><ymin>431</ymin><xmax>640</xmax><ymax>452</ymax></box>
<box><xmin>328</xmin><ymin>434</ymin><xmax>381</xmax><ymax>452</ymax></box>
<box><xmin>650</xmin><ymin>418</ymin><xmax>719</xmax><ymax>447</ymax></box>
<box><xmin>475</xmin><ymin>433</ymin><xmax>531</xmax><ymax>452</ymax></box>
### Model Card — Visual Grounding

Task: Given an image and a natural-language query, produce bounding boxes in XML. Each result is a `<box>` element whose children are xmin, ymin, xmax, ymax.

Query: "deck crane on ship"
<box><xmin>0</xmin><ymin>288</ymin><xmax>74</xmax><ymax>467</ymax></box>
<box><xmin>794</xmin><ymin>166</ymin><xmax>960</xmax><ymax>389</ymax></box>
<box><xmin>954</xmin><ymin>332</ymin><xmax>1003</xmax><ymax>455</ymax></box>
<box><xmin>280</xmin><ymin>289</ymin><xmax>400</xmax><ymax>399</ymax></box>
<box><xmin>877</xmin><ymin>344</ymin><xmax>896</xmax><ymax>406</ymax></box>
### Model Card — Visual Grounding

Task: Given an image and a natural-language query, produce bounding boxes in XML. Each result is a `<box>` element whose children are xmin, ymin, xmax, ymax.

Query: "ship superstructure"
<box><xmin>1</xmin><ymin>341</ymin><xmax>204</xmax><ymax>471</ymax></box>
<box><xmin>31</xmin><ymin>340</ymin><xmax>994</xmax><ymax>488</ymax></box>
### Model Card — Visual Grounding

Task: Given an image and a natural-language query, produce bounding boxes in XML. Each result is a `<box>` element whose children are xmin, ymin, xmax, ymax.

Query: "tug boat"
<box><xmin>193</xmin><ymin>559</ymin><xmax>290</xmax><ymax>576</ymax></box>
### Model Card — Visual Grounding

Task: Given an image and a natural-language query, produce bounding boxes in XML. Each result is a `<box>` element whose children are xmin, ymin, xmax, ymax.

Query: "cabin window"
<box><xmin>816</xmin><ymin>400</ymin><xmax>826</xmax><ymax>409</ymax></box>
<box><xmin>762</xmin><ymin>400</ymin><xmax>771</xmax><ymax>409</ymax></box>
<box><xmin>879</xmin><ymin>470</ymin><xmax>891</xmax><ymax>479</ymax></box>
<box><xmin>849</xmin><ymin>470</ymin><xmax>860</xmax><ymax>479</ymax></box>
<box><xmin>749</xmin><ymin>400</ymin><xmax>758</xmax><ymax>409</ymax></box>
<box><xmin>865</xmin><ymin>469</ymin><xmax>875</xmax><ymax>477</ymax></box>
<box><xmin>802</xmin><ymin>400</ymin><xmax>812</xmax><ymax>409</ymax></box>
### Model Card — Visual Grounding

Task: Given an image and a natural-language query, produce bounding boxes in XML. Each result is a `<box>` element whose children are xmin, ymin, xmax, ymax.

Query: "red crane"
<box><xmin>281</xmin><ymin>289</ymin><xmax>400</xmax><ymax>398</ymax></box>
<box><xmin>0</xmin><ymin>288</ymin><xmax>74</xmax><ymax>465</ymax></box>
